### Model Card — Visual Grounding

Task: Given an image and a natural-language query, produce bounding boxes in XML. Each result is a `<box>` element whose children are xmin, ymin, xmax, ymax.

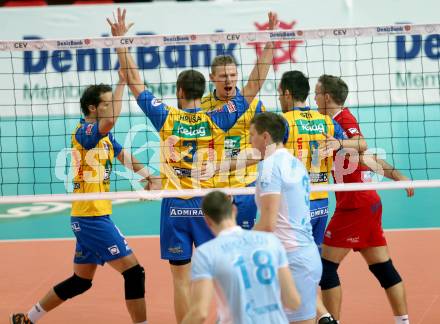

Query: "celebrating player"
<box><xmin>200</xmin><ymin>12</ymin><xmax>278</xmax><ymax>230</ymax></box>
<box><xmin>182</xmin><ymin>191</ymin><xmax>300</xmax><ymax>324</ymax></box>
<box><xmin>315</xmin><ymin>74</ymin><xmax>413</xmax><ymax>324</ymax></box>
<box><xmin>10</xmin><ymin>70</ymin><xmax>156</xmax><ymax>324</ymax></box>
<box><xmin>107</xmin><ymin>8</ymin><xmax>272</xmax><ymax>323</ymax></box>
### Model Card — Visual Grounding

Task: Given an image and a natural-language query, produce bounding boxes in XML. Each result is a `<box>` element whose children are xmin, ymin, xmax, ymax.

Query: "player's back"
<box><xmin>256</xmin><ymin>148</ymin><xmax>314</xmax><ymax>251</ymax></box>
<box><xmin>283</xmin><ymin>108</ymin><xmax>336</xmax><ymax>201</ymax></box>
<box><xmin>192</xmin><ymin>227</ymin><xmax>289</xmax><ymax>324</ymax></box>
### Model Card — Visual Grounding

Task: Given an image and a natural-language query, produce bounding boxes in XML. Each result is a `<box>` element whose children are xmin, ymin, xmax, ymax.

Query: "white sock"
<box><xmin>318</xmin><ymin>312</ymin><xmax>332</xmax><ymax>320</ymax></box>
<box><xmin>395</xmin><ymin>315</ymin><xmax>409</xmax><ymax>324</ymax></box>
<box><xmin>134</xmin><ymin>321</ymin><xmax>147</xmax><ymax>324</ymax></box>
<box><xmin>317</xmin><ymin>313</ymin><xmax>338</xmax><ymax>323</ymax></box>
<box><xmin>27</xmin><ymin>303</ymin><xmax>46</xmax><ymax>323</ymax></box>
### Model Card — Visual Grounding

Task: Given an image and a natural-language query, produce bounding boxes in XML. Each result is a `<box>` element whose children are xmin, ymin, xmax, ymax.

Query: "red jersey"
<box><xmin>332</xmin><ymin>108</ymin><xmax>380</xmax><ymax>209</ymax></box>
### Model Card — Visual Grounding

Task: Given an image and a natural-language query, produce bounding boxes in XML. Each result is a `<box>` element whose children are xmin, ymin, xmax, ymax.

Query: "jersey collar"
<box><xmin>213</xmin><ymin>87</ymin><xmax>241</xmax><ymax>101</ymax></box>
<box><xmin>288</xmin><ymin>106</ymin><xmax>311</xmax><ymax>112</ymax></box>
<box><xmin>182</xmin><ymin>107</ymin><xmax>203</xmax><ymax>113</ymax></box>
<box><xmin>218</xmin><ymin>225</ymin><xmax>243</xmax><ymax>237</ymax></box>
<box><xmin>332</xmin><ymin>108</ymin><xmax>345</xmax><ymax>119</ymax></box>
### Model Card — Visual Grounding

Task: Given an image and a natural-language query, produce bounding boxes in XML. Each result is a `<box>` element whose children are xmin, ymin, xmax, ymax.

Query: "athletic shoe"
<box><xmin>9</xmin><ymin>313</ymin><xmax>33</xmax><ymax>324</ymax></box>
<box><xmin>318</xmin><ymin>315</ymin><xmax>338</xmax><ymax>324</ymax></box>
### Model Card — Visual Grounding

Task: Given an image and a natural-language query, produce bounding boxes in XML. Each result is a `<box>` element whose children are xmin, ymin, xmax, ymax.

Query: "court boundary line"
<box><xmin>1</xmin><ymin>227</ymin><xmax>439</xmax><ymax>243</ymax></box>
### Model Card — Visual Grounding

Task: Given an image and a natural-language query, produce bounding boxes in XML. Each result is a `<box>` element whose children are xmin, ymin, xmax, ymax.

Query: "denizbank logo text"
<box><xmin>396</xmin><ymin>34</ymin><xmax>440</xmax><ymax>60</ymax></box>
<box><xmin>172</xmin><ymin>122</ymin><xmax>212</xmax><ymax>138</ymax></box>
<box><xmin>22</xmin><ymin>33</ymin><xmax>238</xmax><ymax>73</ymax></box>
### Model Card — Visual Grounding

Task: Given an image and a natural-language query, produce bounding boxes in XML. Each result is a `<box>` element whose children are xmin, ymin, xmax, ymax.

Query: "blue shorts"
<box><xmin>233</xmin><ymin>184</ymin><xmax>257</xmax><ymax>230</ymax></box>
<box><xmin>285</xmin><ymin>244</ymin><xmax>322</xmax><ymax>322</ymax></box>
<box><xmin>160</xmin><ymin>197</ymin><xmax>214</xmax><ymax>261</ymax></box>
<box><xmin>310</xmin><ymin>198</ymin><xmax>329</xmax><ymax>250</ymax></box>
<box><xmin>71</xmin><ymin>216</ymin><xmax>132</xmax><ymax>265</ymax></box>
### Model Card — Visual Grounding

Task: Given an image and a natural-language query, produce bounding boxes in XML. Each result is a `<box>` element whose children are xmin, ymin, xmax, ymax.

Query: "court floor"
<box><xmin>1</xmin><ymin>193</ymin><xmax>440</xmax><ymax>323</ymax></box>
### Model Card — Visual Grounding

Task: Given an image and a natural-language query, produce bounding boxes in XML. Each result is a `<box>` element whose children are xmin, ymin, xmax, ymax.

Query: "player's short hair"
<box><xmin>280</xmin><ymin>70</ymin><xmax>310</xmax><ymax>102</ymax></box>
<box><xmin>202</xmin><ymin>191</ymin><xmax>233</xmax><ymax>225</ymax></box>
<box><xmin>318</xmin><ymin>74</ymin><xmax>349</xmax><ymax>105</ymax></box>
<box><xmin>251</xmin><ymin>112</ymin><xmax>286</xmax><ymax>144</ymax></box>
<box><xmin>176</xmin><ymin>69</ymin><xmax>206</xmax><ymax>100</ymax></box>
<box><xmin>211</xmin><ymin>55</ymin><xmax>237</xmax><ymax>74</ymax></box>
<box><xmin>80</xmin><ymin>84</ymin><xmax>112</xmax><ymax>116</ymax></box>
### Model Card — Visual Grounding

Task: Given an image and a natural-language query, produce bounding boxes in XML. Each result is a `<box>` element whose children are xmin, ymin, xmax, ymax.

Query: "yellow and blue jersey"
<box><xmin>71</xmin><ymin>119</ymin><xmax>122</xmax><ymax>217</ymax></box>
<box><xmin>136</xmin><ymin>90</ymin><xmax>253</xmax><ymax>192</ymax></box>
<box><xmin>201</xmin><ymin>88</ymin><xmax>264</xmax><ymax>188</ymax></box>
<box><xmin>283</xmin><ymin>107</ymin><xmax>345</xmax><ymax>201</ymax></box>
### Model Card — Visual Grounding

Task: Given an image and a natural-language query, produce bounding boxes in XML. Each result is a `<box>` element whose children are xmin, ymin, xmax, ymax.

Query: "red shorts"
<box><xmin>323</xmin><ymin>202</ymin><xmax>387</xmax><ymax>250</ymax></box>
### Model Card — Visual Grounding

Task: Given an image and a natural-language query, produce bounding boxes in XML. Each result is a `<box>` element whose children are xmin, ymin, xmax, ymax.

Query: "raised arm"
<box><xmin>107</xmin><ymin>8</ymin><xmax>146</xmax><ymax>98</ymax></box>
<box><xmin>98</xmin><ymin>69</ymin><xmax>126</xmax><ymax>135</ymax></box>
<box><xmin>241</xmin><ymin>12</ymin><xmax>278</xmax><ymax>104</ymax></box>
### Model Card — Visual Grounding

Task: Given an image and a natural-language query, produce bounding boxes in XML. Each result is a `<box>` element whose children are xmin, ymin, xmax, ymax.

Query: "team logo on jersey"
<box><xmin>85</xmin><ymin>124</ymin><xmax>94</xmax><ymax>135</ymax></box>
<box><xmin>226</xmin><ymin>101</ymin><xmax>236</xmax><ymax>113</ymax></box>
<box><xmin>224</xmin><ymin>136</ymin><xmax>241</xmax><ymax>157</ymax></box>
<box><xmin>172</xmin><ymin>122</ymin><xmax>212</xmax><ymax>138</ymax></box>
<box><xmin>295</xmin><ymin>119</ymin><xmax>328</xmax><ymax>135</ymax></box>
<box><xmin>253</xmin><ymin>20</ymin><xmax>303</xmax><ymax>71</ymax></box>
<box><xmin>151</xmin><ymin>98</ymin><xmax>163</xmax><ymax>107</ymax></box>
<box><xmin>348</xmin><ymin>127</ymin><xmax>359</xmax><ymax>135</ymax></box>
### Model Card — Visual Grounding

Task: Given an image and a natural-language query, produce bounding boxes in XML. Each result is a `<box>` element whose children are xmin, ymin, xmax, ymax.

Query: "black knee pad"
<box><xmin>122</xmin><ymin>264</ymin><xmax>145</xmax><ymax>300</ymax></box>
<box><xmin>319</xmin><ymin>258</ymin><xmax>341</xmax><ymax>290</ymax></box>
<box><xmin>53</xmin><ymin>274</ymin><xmax>92</xmax><ymax>301</ymax></box>
<box><xmin>369</xmin><ymin>259</ymin><xmax>402</xmax><ymax>289</ymax></box>
<box><xmin>169</xmin><ymin>259</ymin><xmax>191</xmax><ymax>266</ymax></box>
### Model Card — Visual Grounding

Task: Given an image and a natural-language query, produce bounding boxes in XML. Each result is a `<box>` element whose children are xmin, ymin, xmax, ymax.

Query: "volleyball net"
<box><xmin>1</xmin><ymin>23</ymin><xmax>440</xmax><ymax>203</ymax></box>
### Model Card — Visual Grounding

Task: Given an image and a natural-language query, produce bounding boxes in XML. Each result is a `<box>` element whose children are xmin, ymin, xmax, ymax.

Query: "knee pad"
<box><xmin>122</xmin><ymin>264</ymin><xmax>145</xmax><ymax>300</ymax></box>
<box><xmin>53</xmin><ymin>274</ymin><xmax>92</xmax><ymax>301</ymax></box>
<box><xmin>319</xmin><ymin>258</ymin><xmax>341</xmax><ymax>290</ymax></box>
<box><xmin>369</xmin><ymin>259</ymin><xmax>402</xmax><ymax>289</ymax></box>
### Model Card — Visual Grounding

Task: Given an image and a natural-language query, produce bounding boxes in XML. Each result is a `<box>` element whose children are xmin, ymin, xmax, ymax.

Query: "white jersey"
<box><xmin>255</xmin><ymin>148</ymin><xmax>314</xmax><ymax>251</ymax></box>
<box><xmin>192</xmin><ymin>226</ymin><xmax>289</xmax><ymax>324</ymax></box>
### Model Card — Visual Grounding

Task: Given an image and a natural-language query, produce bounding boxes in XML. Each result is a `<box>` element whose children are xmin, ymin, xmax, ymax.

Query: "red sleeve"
<box><xmin>334</xmin><ymin>109</ymin><xmax>363</xmax><ymax>138</ymax></box>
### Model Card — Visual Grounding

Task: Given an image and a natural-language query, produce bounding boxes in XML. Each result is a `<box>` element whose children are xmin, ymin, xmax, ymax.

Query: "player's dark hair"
<box><xmin>318</xmin><ymin>74</ymin><xmax>349</xmax><ymax>105</ymax></box>
<box><xmin>202</xmin><ymin>191</ymin><xmax>233</xmax><ymax>225</ymax></box>
<box><xmin>176</xmin><ymin>70</ymin><xmax>206</xmax><ymax>100</ymax></box>
<box><xmin>211</xmin><ymin>55</ymin><xmax>237</xmax><ymax>74</ymax></box>
<box><xmin>80</xmin><ymin>84</ymin><xmax>112</xmax><ymax>116</ymax></box>
<box><xmin>251</xmin><ymin>112</ymin><xmax>286</xmax><ymax>144</ymax></box>
<box><xmin>280</xmin><ymin>70</ymin><xmax>310</xmax><ymax>102</ymax></box>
